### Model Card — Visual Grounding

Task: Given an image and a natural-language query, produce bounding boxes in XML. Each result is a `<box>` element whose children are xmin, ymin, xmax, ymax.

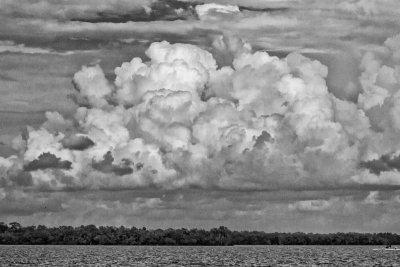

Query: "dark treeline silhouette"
<box><xmin>0</xmin><ymin>222</ymin><xmax>399</xmax><ymax>245</ymax></box>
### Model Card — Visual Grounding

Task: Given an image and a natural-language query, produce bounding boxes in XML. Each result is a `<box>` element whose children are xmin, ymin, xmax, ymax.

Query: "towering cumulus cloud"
<box><xmin>353</xmin><ymin>34</ymin><xmax>400</xmax><ymax>185</ymax></box>
<box><xmin>1</xmin><ymin>34</ymin><xmax>400</xmax><ymax>193</ymax></box>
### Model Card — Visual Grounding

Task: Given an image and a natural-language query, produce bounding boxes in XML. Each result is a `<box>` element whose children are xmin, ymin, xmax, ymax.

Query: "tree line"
<box><xmin>0</xmin><ymin>222</ymin><xmax>399</xmax><ymax>245</ymax></box>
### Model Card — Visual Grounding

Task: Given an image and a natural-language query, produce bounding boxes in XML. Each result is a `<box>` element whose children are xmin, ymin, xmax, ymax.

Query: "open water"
<box><xmin>0</xmin><ymin>245</ymin><xmax>399</xmax><ymax>266</ymax></box>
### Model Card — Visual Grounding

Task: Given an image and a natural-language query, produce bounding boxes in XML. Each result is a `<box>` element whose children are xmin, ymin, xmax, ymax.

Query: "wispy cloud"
<box><xmin>0</xmin><ymin>40</ymin><xmax>97</xmax><ymax>55</ymax></box>
<box><xmin>0</xmin><ymin>40</ymin><xmax>57</xmax><ymax>54</ymax></box>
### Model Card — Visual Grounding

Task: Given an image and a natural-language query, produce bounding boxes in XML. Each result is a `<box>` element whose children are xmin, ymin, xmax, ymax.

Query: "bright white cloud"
<box><xmin>195</xmin><ymin>3</ymin><xmax>240</xmax><ymax>19</ymax></box>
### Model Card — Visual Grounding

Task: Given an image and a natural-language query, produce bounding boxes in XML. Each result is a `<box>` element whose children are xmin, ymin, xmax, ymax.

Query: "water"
<box><xmin>0</xmin><ymin>245</ymin><xmax>400</xmax><ymax>266</ymax></box>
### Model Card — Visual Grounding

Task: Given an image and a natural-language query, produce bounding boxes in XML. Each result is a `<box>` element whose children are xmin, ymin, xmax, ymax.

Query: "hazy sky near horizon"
<box><xmin>1</xmin><ymin>0</ymin><xmax>400</xmax><ymax>233</ymax></box>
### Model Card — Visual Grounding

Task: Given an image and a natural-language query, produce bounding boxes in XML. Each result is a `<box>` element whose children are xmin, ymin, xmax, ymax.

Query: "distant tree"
<box><xmin>0</xmin><ymin>222</ymin><xmax>400</xmax><ymax>246</ymax></box>
<box><xmin>9</xmin><ymin>222</ymin><xmax>21</xmax><ymax>232</ymax></box>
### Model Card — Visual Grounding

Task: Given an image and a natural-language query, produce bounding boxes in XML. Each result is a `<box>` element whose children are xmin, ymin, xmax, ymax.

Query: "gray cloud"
<box><xmin>253</xmin><ymin>131</ymin><xmax>272</xmax><ymax>149</ymax></box>
<box><xmin>360</xmin><ymin>154</ymin><xmax>400</xmax><ymax>175</ymax></box>
<box><xmin>92</xmin><ymin>151</ymin><xmax>134</xmax><ymax>176</ymax></box>
<box><xmin>62</xmin><ymin>135</ymin><xmax>95</xmax><ymax>151</ymax></box>
<box><xmin>24</xmin><ymin>152</ymin><xmax>72</xmax><ymax>171</ymax></box>
<box><xmin>70</xmin><ymin>0</ymin><xmax>200</xmax><ymax>23</ymax></box>
<box><xmin>0</xmin><ymin>0</ymin><xmax>154</xmax><ymax>20</ymax></box>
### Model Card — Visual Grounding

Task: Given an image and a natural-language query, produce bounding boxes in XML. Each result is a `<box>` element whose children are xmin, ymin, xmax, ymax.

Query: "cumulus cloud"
<box><xmin>72</xmin><ymin>64</ymin><xmax>114</xmax><ymax>108</ymax></box>
<box><xmin>357</xmin><ymin>34</ymin><xmax>400</xmax><ymax>154</ymax></box>
<box><xmin>1</xmin><ymin>32</ymin><xmax>400</xmax><ymax>194</ymax></box>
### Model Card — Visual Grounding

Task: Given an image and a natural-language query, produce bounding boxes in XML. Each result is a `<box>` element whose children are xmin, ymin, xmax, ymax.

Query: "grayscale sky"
<box><xmin>1</xmin><ymin>0</ymin><xmax>400</xmax><ymax>233</ymax></box>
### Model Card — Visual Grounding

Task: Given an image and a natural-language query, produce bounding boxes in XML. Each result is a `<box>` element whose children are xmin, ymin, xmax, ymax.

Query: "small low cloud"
<box><xmin>92</xmin><ymin>151</ymin><xmax>134</xmax><ymax>176</ymax></box>
<box><xmin>62</xmin><ymin>135</ymin><xmax>95</xmax><ymax>151</ymax></box>
<box><xmin>289</xmin><ymin>199</ymin><xmax>332</xmax><ymax>212</ymax></box>
<box><xmin>24</xmin><ymin>152</ymin><xmax>72</xmax><ymax>171</ymax></box>
<box><xmin>360</xmin><ymin>154</ymin><xmax>400</xmax><ymax>175</ymax></box>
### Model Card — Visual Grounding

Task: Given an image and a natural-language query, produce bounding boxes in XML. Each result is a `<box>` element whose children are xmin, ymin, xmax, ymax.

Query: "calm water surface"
<box><xmin>1</xmin><ymin>245</ymin><xmax>399</xmax><ymax>266</ymax></box>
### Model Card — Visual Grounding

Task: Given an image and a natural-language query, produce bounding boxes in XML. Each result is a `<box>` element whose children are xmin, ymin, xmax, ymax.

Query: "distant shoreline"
<box><xmin>1</xmin><ymin>223</ymin><xmax>399</xmax><ymax>246</ymax></box>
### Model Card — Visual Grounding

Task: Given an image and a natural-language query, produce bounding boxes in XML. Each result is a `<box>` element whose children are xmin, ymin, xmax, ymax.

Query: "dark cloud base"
<box><xmin>360</xmin><ymin>154</ymin><xmax>400</xmax><ymax>175</ymax></box>
<box><xmin>24</xmin><ymin>153</ymin><xmax>72</xmax><ymax>172</ymax></box>
<box><xmin>92</xmin><ymin>151</ymin><xmax>134</xmax><ymax>176</ymax></box>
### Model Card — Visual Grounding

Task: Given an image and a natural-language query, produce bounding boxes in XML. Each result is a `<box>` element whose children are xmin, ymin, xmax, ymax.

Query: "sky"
<box><xmin>1</xmin><ymin>0</ymin><xmax>400</xmax><ymax>233</ymax></box>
